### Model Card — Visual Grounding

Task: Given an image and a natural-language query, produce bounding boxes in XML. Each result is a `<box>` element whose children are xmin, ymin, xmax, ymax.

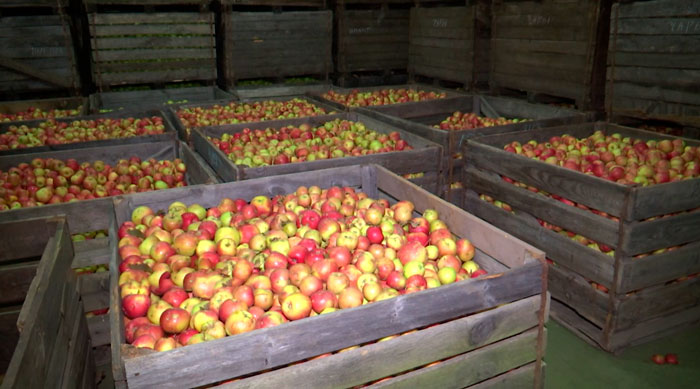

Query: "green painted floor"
<box><xmin>545</xmin><ymin>320</ymin><xmax>700</xmax><ymax>388</ymax></box>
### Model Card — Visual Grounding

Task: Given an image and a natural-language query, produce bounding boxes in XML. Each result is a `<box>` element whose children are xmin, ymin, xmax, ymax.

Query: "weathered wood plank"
<box><xmin>616</xmin><ymin>18</ymin><xmax>700</xmax><ymax>35</ymax></box>
<box><xmin>492</xmin><ymin>38</ymin><xmax>589</xmax><ymax>56</ymax></box>
<box><xmin>616</xmin><ymin>0</ymin><xmax>700</xmax><ymax>19</ymax></box>
<box><xmin>621</xmin><ymin>211</ymin><xmax>700</xmax><ymax>255</ymax></box>
<box><xmin>0</xmin><ymin>262</ymin><xmax>38</xmax><ymax>306</ymax></box>
<box><xmin>609</xmin><ymin>52</ymin><xmax>700</xmax><ymax>70</ymax></box>
<box><xmin>615</xmin><ymin>276</ymin><xmax>700</xmax><ymax>331</ymax></box>
<box><xmin>612</xmin><ymin>67</ymin><xmax>700</xmax><ymax>91</ymax></box>
<box><xmin>549</xmin><ymin>299</ymin><xmax>604</xmax><ymax>348</ymax></box>
<box><xmin>609</xmin><ymin>82</ymin><xmax>700</xmax><ymax>107</ymax></box>
<box><xmin>87</xmin><ymin>313</ymin><xmax>111</xmax><ymax>348</ymax></box>
<box><xmin>0</xmin><ymin>307</ymin><xmax>21</xmax><ymax>377</ymax></box>
<box><xmin>93</xmin><ymin>23</ymin><xmax>212</xmax><ymax>37</ymax></box>
<box><xmin>223</xmin><ymin>295</ymin><xmax>542</xmax><ymax>388</ymax></box>
<box><xmin>467</xmin><ymin>362</ymin><xmax>539</xmax><ymax>389</ymax></box>
<box><xmin>0</xmin><ymin>218</ymin><xmax>55</xmax><ymax>263</ymax></box>
<box><xmin>94</xmin><ymin>48</ymin><xmax>213</xmax><ymax>62</ymax></box>
<box><xmin>98</xmin><ymin>69</ymin><xmax>216</xmax><ymax>85</ymax></box>
<box><xmin>92</xmin><ymin>12</ymin><xmax>212</xmax><ymax>25</ymax></box>
<box><xmin>60</xmin><ymin>300</ymin><xmax>90</xmax><ymax>389</ymax></box>
<box><xmin>491</xmin><ymin>73</ymin><xmax>585</xmax><ymax>103</ymax></box>
<box><xmin>44</xmin><ymin>279</ymin><xmax>81</xmax><ymax>388</ymax></box>
<box><xmin>93</xmin><ymin>36</ymin><xmax>213</xmax><ymax>50</ymax></box>
<box><xmin>619</xmin><ymin>241</ymin><xmax>700</xmax><ymax>293</ymax></box>
<box><xmin>629</xmin><ymin>176</ymin><xmax>700</xmax><ymax>220</ymax></box>
<box><xmin>73</xmin><ymin>239</ymin><xmax>111</xmax><ymax>268</ymax></box>
<box><xmin>614</xmin><ymin>35</ymin><xmax>700</xmax><ymax>54</ymax></box>
<box><xmin>464</xmin><ymin>166</ymin><xmax>619</xmax><ymax>248</ymax></box>
<box><xmin>548</xmin><ymin>264</ymin><xmax>608</xmax><ymax>328</ymax></box>
<box><xmin>463</xmin><ymin>190</ymin><xmax>615</xmax><ymax>286</ymax></box>
<box><xmin>369</xmin><ymin>328</ymin><xmax>541</xmax><ymax>389</ymax></box>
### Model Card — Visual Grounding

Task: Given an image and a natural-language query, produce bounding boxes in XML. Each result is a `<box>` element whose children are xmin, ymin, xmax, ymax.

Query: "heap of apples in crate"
<box><xmin>321</xmin><ymin>88</ymin><xmax>446</xmax><ymax>107</ymax></box>
<box><xmin>117</xmin><ymin>186</ymin><xmax>486</xmax><ymax>350</ymax></box>
<box><xmin>435</xmin><ymin>111</ymin><xmax>527</xmax><ymax>130</ymax></box>
<box><xmin>0</xmin><ymin>116</ymin><xmax>166</xmax><ymax>150</ymax></box>
<box><xmin>211</xmin><ymin>119</ymin><xmax>412</xmax><ymax>166</ymax></box>
<box><xmin>0</xmin><ymin>157</ymin><xmax>187</xmax><ymax>211</ymax></box>
<box><xmin>0</xmin><ymin>105</ymin><xmax>83</xmax><ymax>122</ymax></box>
<box><xmin>175</xmin><ymin>98</ymin><xmax>330</xmax><ymax>129</ymax></box>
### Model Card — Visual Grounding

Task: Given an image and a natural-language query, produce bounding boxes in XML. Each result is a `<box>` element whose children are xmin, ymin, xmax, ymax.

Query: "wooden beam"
<box><xmin>0</xmin><ymin>56</ymin><xmax>72</xmax><ymax>89</ymax></box>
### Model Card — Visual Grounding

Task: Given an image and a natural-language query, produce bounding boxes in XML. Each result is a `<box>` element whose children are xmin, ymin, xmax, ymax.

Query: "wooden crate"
<box><xmin>409</xmin><ymin>0</ymin><xmax>490</xmax><ymax>89</ymax></box>
<box><xmin>0</xmin><ymin>14</ymin><xmax>80</xmax><ymax>97</ymax></box>
<box><xmin>0</xmin><ymin>217</ymin><xmax>95</xmax><ymax>388</ymax></box>
<box><xmin>306</xmin><ymin>83</ymin><xmax>465</xmax><ymax>112</ymax></box>
<box><xmin>490</xmin><ymin>0</ymin><xmax>610</xmax><ymax>110</ymax></box>
<box><xmin>88</xmin><ymin>86</ymin><xmax>235</xmax><ymax>114</ymax></box>
<box><xmin>168</xmin><ymin>95</ymin><xmax>340</xmax><ymax>142</ymax></box>
<box><xmin>0</xmin><ymin>97</ymin><xmax>88</xmax><ymax>123</ymax></box>
<box><xmin>607</xmin><ymin>0</ymin><xmax>700</xmax><ymax>128</ymax></box>
<box><xmin>221</xmin><ymin>3</ymin><xmax>332</xmax><ymax>87</ymax></box>
<box><xmin>191</xmin><ymin>111</ymin><xmax>444</xmax><ymax>193</ymax></box>
<box><xmin>357</xmin><ymin>94</ymin><xmax>590</xmax><ymax>205</ymax></box>
<box><xmin>86</xmin><ymin>2</ymin><xmax>217</xmax><ymax>89</ymax></box>
<box><xmin>462</xmin><ymin>121</ymin><xmax>700</xmax><ymax>352</ymax></box>
<box><xmin>0</xmin><ymin>0</ymin><xmax>69</xmax><ymax>6</ymax></box>
<box><xmin>0</xmin><ymin>139</ymin><xmax>218</xmax><ymax>235</ymax></box>
<box><xmin>108</xmin><ymin>164</ymin><xmax>548</xmax><ymax>388</ymax></box>
<box><xmin>0</xmin><ymin>109</ymin><xmax>178</xmax><ymax>157</ymax></box>
<box><xmin>335</xmin><ymin>0</ymin><xmax>412</xmax><ymax>85</ymax></box>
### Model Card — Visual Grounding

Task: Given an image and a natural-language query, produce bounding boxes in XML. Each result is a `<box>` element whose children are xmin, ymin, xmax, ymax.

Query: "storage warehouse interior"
<box><xmin>1</xmin><ymin>0</ymin><xmax>699</xmax><ymax>388</ymax></box>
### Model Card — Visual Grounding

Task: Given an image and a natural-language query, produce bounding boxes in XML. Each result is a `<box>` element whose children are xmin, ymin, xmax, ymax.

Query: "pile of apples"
<box><xmin>0</xmin><ymin>156</ymin><xmax>187</xmax><ymax>211</ymax></box>
<box><xmin>503</xmin><ymin>131</ymin><xmax>700</xmax><ymax>186</ymax></box>
<box><xmin>211</xmin><ymin>119</ymin><xmax>412</xmax><ymax>167</ymax></box>
<box><xmin>435</xmin><ymin>111</ymin><xmax>527</xmax><ymax>130</ymax></box>
<box><xmin>0</xmin><ymin>116</ymin><xmax>166</xmax><ymax>150</ymax></box>
<box><xmin>321</xmin><ymin>88</ymin><xmax>446</xmax><ymax>107</ymax></box>
<box><xmin>638</xmin><ymin>124</ymin><xmax>683</xmax><ymax>137</ymax></box>
<box><xmin>0</xmin><ymin>105</ymin><xmax>83</xmax><ymax>122</ymax></box>
<box><xmin>117</xmin><ymin>186</ymin><xmax>486</xmax><ymax>350</ymax></box>
<box><xmin>175</xmin><ymin>99</ymin><xmax>330</xmax><ymax>130</ymax></box>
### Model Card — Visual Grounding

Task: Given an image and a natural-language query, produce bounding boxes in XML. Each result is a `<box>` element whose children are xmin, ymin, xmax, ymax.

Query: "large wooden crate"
<box><xmin>0</xmin><ymin>139</ymin><xmax>218</xmax><ymax>235</ymax></box>
<box><xmin>108</xmin><ymin>164</ymin><xmax>548</xmax><ymax>388</ymax></box>
<box><xmin>607</xmin><ymin>0</ymin><xmax>700</xmax><ymax>128</ymax></box>
<box><xmin>0</xmin><ymin>97</ymin><xmax>88</xmax><ymax>123</ymax></box>
<box><xmin>0</xmin><ymin>13</ymin><xmax>80</xmax><ymax>97</ymax></box>
<box><xmin>88</xmin><ymin>86</ymin><xmax>235</xmax><ymax>114</ymax></box>
<box><xmin>409</xmin><ymin>0</ymin><xmax>490</xmax><ymax>89</ymax></box>
<box><xmin>0</xmin><ymin>109</ymin><xmax>178</xmax><ymax>156</ymax></box>
<box><xmin>462</xmin><ymin>122</ymin><xmax>700</xmax><ymax>353</ymax></box>
<box><xmin>490</xmin><ymin>0</ymin><xmax>610</xmax><ymax>110</ymax></box>
<box><xmin>221</xmin><ymin>1</ymin><xmax>332</xmax><ymax>88</ymax></box>
<box><xmin>357</xmin><ymin>94</ymin><xmax>589</xmax><ymax>204</ymax></box>
<box><xmin>85</xmin><ymin>1</ymin><xmax>217</xmax><ymax>89</ymax></box>
<box><xmin>0</xmin><ymin>217</ymin><xmax>95</xmax><ymax>388</ymax></box>
<box><xmin>307</xmin><ymin>83</ymin><xmax>465</xmax><ymax>112</ymax></box>
<box><xmin>335</xmin><ymin>0</ymin><xmax>411</xmax><ymax>85</ymax></box>
<box><xmin>191</xmin><ymin>111</ymin><xmax>443</xmax><ymax>193</ymax></box>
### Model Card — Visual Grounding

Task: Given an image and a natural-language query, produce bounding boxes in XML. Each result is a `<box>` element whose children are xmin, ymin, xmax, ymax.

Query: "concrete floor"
<box><xmin>545</xmin><ymin>320</ymin><xmax>700</xmax><ymax>388</ymax></box>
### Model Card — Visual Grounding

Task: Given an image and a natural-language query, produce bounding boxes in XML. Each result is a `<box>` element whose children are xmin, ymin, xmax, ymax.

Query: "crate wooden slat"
<box><xmin>89</xmin><ymin>11</ymin><xmax>217</xmax><ymax>89</ymax></box>
<box><xmin>607</xmin><ymin>0</ymin><xmax>700</xmax><ymax>128</ymax></box>
<box><xmin>1</xmin><ymin>217</ymin><xmax>94</xmax><ymax>388</ymax></box>
<box><xmin>490</xmin><ymin>0</ymin><xmax>610</xmax><ymax>109</ymax></box>
<box><xmin>357</xmin><ymin>94</ymin><xmax>590</xmax><ymax>205</ymax></box>
<box><xmin>88</xmin><ymin>86</ymin><xmax>235</xmax><ymax>114</ymax></box>
<box><xmin>0</xmin><ymin>139</ymin><xmax>218</xmax><ymax>235</ymax></box>
<box><xmin>108</xmin><ymin>164</ymin><xmax>548</xmax><ymax>388</ymax></box>
<box><xmin>0</xmin><ymin>109</ymin><xmax>178</xmax><ymax>157</ymax></box>
<box><xmin>0</xmin><ymin>0</ymin><xmax>69</xmax><ymax>6</ymax></box>
<box><xmin>462</xmin><ymin>121</ymin><xmax>700</xmax><ymax>352</ymax></box>
<box><xmin>191</xmin><ymin>111</ymin><xmax>443</xmax><ymax>193</ymax></box>
<box><xmin>0</xmin><ymin>14</ymin><xmax>80</xmax><ymax>96</ymax></box>
<box><xmin>222</xmin><ymin>10</ymin><xmax>332</xmax><ymax>86</ymax></box>
<box><xmin>220</xmin><ymin>0</ymin><xmax>326</xmax><ymax>6</ymax></box>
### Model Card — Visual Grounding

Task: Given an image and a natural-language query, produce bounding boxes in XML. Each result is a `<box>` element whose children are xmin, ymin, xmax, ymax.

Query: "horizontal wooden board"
<box><xmin>608</xmin><ymin>52</ymin><xmax>700</xmax><ymax>70</ymax></box>
<box><xmin>92</xmin><ymin>12</ymin><xmax>212</xmax><ymax>25</ymax></box>
<box><xmin>468</xmin><ymin>362</ymin><xmax>540</xmax><ymax>389</ymax></box>
<box><xmin>613</xmin><ymin>35</ymin><xmax>700</xmax><ymax>54</ymax></box>
<box><xmin>549</xmin><ymin>299</ymin><xmax>604</xmax><ymax>348</ymax></box>
<box><xmin>93</xmin><ymin>36</ymin><xmax>213</xmax><ymax>50</ymax></box>
<box><xmin>609</xmin><ymin>95</ymin><xmax>700</xmax><ymax>126</ymax></box>
<box><xmin>222</xmin><ymin>295</ymin><xmax>543</xmax><ymax>388</ymax></box>
<box><xmin>93</xmin><ymin>23</ymin><xmax>212</xmax><ymax>37</ymax></box>
<box><xmin>616</xmin><ymin>0</ymin><xmax>700</xmax><ymax>19</ymax></box>
<box><xmin>612</xmin><ymin>66</ymin><xmax>700</xmax><ymax>91</ymax></box>
<box><xmin>609</xmin><ymin>82</ymin><xmax>700</xmax><ymax>106</ymax></box>
<box><xmin>491</xmin><ymin>73</ymin><xmax>585</xmax><ymax>103</ymax></box>
<box><xmin>93</xmin><ymin>48</ymin><xmax>213</xmax><ymax>62</ymax></box>
<box><xmin>492</xmin><ymin>38</ymin><xmax>589</xmax><ymax>56</ymax></box>
<box><xmin>97</xmin><ymin>68</ymin><xmax>216</xmax><ymax>84</ymax></box>
<box><xmin>97</xmin><ymin>58</ymin><xmax>215</xmax><ymax>73</ymax></box>
<box><xmin>493</xmin><ymin>25</ymin><xmax>591</xmax><ymax>42</ymax></box>
<box><xmin>548</xmin><ymin>264</ymin><xmax>608</xmax><ymax>328</ymax></box>
<box><xmin>0</xmin><ymin>262</ymin><xmax>38</xmax><ymax>306</ymax></box>
<box><xmin>616</xmin><ymin>18</ymin><xmax>700</xmax><ymax>35</ymax></box>
<box><xmin>619</xmin><ymin>241</ymin><xmax>700</xmax><ymax>293</ymax></box>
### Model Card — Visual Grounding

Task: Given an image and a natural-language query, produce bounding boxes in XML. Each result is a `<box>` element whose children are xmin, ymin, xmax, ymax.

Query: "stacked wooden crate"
<box><xmin>85</xmin><ymin>0</ymin><xmax>217</xmax><ymax>90</ymax></box>
<box><xmin>335</xmin><ymin>0</ymin><xmax>412</xmax><ymax>87</ymax></box>
<box><xmin>221</xmin><ymin>0</ymin><xmax>332</xmax><ymax>98</ymax></box>
<box><xmin>0</xmin><ymin>0</ymin><xmax>81</xmax><ymax>99</ymax></box>
<box><xmin>462</xmin><ymin>122</ymin><xmax>700</xmax><ymax>352</ymax></box>
<box><xmin>409</xmin><ymin>0</ymin><xmax>490</xmax><ymax>89</ymax></box>
<box><xmin>607</xmin><ymin>0</ymin><xmax>700</xmax><ymax>128</ymax></box>
<box><xmin>490</xmin><ymin>0</ymin><xmax>610</xmax><ymax>110</ymax></box>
